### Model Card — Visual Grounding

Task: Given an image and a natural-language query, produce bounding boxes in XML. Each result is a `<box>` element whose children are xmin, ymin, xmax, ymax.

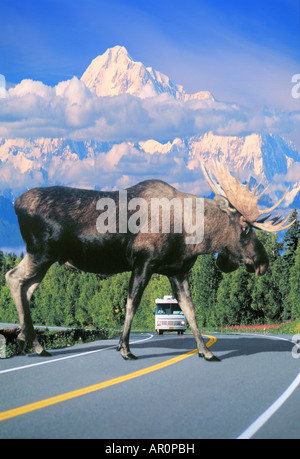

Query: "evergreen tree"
<box><xmin>0</xmin><ymin>251</ymin><xmax>5</xmax><ymax>287</ymax></box>
<box><xmin>92</xmin><ymin>272</ymin><xmax>130</xmax><ymax>329</ymax></box>
<box><xmin>31</xmin><ymin>264</ymin><xmax>65</xmax><ymax>326</ymax></box>
<box><xmin>280</xmin><ymin>210</ymin><xmax>300</xmax><ymax>319</ymax></box>
<box><xmin>0</xmin><ymin>254</ymin><xmax>23</xmax><ymax>324</ymax></box>
<box><xmin>283</xmin><ymin>209</ymin><xmax>300</xmax><ymax>254</ymax></box>
<box><xmin>0</xmin><ymin>282</ymin><xmax>18</xmax><ymax>323</ymax></box>
<box><xmin>215</xmin><ymin>267</ymin><xmax>255</xmax><ymax>326</ymax></box>
<box><xmin>190</xmin><ymin>255</ymin><xmax>222</xmax><ymax>327</ymax></box>
<box><xmin>251</xmin><ymin>231</ymin><xmax>284</xmax><ymax>321</ymax></box>
<box><xmin>76</xmin><ymin>272</ymin><xmax>102</xmax><ymax>327</ymax></box>
<box><xmin>31</xmin><ymin>263</ymin><xmax>81</xmax><ymax>327</ymax></box>
<box><xmin>214</xmin><ymin>273</ymin><xmax>234</xmax><ymax>326</ymax></box>
<box><xmin>288</xmin><ymin>243</ymin><xmax>300</xmax><ymax>319</ymax></box>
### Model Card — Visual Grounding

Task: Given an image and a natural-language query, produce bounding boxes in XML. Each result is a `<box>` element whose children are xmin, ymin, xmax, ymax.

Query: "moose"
<box><xmin>6</xmin><ymin>160</ymin><xmax>293</xmax><ymax>361</ymax></box>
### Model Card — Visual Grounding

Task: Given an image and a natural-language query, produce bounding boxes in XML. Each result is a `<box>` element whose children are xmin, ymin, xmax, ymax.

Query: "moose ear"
<box><xmin>214</xmin><ymin>195</ymin><xmax>237</xmax><ymax>215</ymax></box>
<box><xmin>239</xmin><ymin>215</ymin><xmax>249</xmax><ymax>227</ymax></box>
<box><xmin>239</xmin><ymin>215</ymin><xmax>252</xmax><ymax>236</ymax></box>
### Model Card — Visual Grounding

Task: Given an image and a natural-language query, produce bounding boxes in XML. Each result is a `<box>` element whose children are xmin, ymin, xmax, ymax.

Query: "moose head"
<box><xmin>202</xmin><ymin>160</ymin><xmax>294</xmax><ymax>276</ymax></box>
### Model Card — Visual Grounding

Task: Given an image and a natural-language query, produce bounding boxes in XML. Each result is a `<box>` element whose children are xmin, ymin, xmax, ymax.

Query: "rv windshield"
<box><xmin>156</xmin><ymin>304</ymin><xmax>183</xmax><ymax>315</ymax></box>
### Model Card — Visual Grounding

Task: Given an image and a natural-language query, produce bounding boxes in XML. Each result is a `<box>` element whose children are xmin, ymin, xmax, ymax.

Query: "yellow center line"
<box><xmin>0</xmin><ymin>335</ymin><xmax>217</xmax><ymax>422</ymax></box>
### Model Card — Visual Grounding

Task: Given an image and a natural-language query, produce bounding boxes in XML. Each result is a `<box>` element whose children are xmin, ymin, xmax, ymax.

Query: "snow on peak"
<box><xmin>81</xmin><ymin>46</ymin><xmax>214</xmax><ymax>101</ymax></box>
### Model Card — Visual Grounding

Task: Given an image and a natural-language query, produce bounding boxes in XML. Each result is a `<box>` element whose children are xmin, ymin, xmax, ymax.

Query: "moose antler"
<box><xmin>201</xmin><ymin>160</ymin><xmax>295</xmax><ymax>232</ymax></box>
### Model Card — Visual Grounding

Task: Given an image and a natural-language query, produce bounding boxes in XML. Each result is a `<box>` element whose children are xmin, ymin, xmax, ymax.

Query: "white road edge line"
<box><xmin>237</xmin><ymin>372</ymin><xmax>300</xmax><ymax>439</ymax></box>
<box><xmin>0</xmin><ymin>333</ymin><xmax>154</xmax><ymax>375</ymax></box>
<box><xmin>234</xmin><ymin>332</ymin><xmax>295</xmax><ymax>345</ymax></box>
<box><xmin>236</xmin><ymin>333</ymin><xmax>299</xmax><ymax>439</ymax></box>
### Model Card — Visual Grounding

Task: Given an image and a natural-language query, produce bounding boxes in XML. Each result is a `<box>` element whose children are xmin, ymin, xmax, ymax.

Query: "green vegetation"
<box><xmin>0</xmin><ymin>327</ymin><xmax>115</xmax><ymax>358</ymax></box>
<box><xmin>0</xmin><ymin>210</ymin><xmax>299</xmax><ymax>356</ymax></box>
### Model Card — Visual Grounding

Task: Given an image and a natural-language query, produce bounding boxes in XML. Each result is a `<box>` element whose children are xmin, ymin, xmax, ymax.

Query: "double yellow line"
<box><xmin>0</xmin><ymin>335</ymin><xmax>216</xmax><ymax>422</ymax></box>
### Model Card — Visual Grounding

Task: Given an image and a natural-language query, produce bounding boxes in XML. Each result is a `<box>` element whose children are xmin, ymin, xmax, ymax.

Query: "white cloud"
<box><xmin>0</xmin><ymin>76</ymin><xmax>299</xmax><ymax>143</ymax></box>
<box><xmin>9</xmin><ymin>79</ymin><xmax>55</xmax><ymax>99</ymax></box>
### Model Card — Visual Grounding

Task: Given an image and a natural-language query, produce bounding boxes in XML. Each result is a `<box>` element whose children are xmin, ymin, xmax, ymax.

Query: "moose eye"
<box><xmin>241</xmin><ymin>226</ymin><xmax>251</xmax><ymax>237</ymax></box>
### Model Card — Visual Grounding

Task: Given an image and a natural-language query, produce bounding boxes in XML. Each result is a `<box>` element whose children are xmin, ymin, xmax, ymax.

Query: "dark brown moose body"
<box><xmin>6</xmin><ymin>161</ymin><xmax>293</xmax><ymax>361</ymax></box>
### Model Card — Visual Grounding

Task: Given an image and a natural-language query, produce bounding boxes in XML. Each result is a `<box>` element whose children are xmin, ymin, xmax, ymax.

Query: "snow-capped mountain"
<box><xmin>0</xmin><ymin>46</ymin><xmax>299</xmax><ymax>248</ymax></box>
<box><xmin>0</xmin><ymin>132</ymin><xmax>299</xmax><ymax>203</ymax></box>
<box><xmin>81</xmin><ymin>45</ymin><xmax>213</xmax><ymax>101</ymax></box>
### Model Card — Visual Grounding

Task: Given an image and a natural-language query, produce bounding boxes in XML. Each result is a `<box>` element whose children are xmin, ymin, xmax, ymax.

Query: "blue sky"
<box><xmin>1</xmin><ymin>0</ymin><xmax>299</xmax><ymax>110</ymax></box>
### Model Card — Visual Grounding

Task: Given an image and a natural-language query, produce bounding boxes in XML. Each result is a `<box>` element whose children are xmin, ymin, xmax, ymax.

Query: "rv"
<box><xmin>155</xmin><ymin>295</ymin><xmax>187</xmax><ymax>335</ymax></box>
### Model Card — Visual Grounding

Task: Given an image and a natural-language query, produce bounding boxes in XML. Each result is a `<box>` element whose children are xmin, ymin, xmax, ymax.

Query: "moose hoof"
<box><xmin>121</xmin><ymin>351</ymin><xmax>138</xmax><ymax>360</ymax></box>
<box><xmin>205</xmin><ymin>354</ymin><xmax>220</xmax><ymax>362</ymax></box>
<box><xmin>37</xmin><ymin>348</ymin><xmax>52</xmax><ymax>357</ymax></box>
<box><xmin>199</xmin><ymin>352</ymin><xmax>220</xmax><ymax>362</ymax></box>
<box><xmin>33</xmin><ymin>340</ymin><xmax>51</xmax><ymax>357</ymax></box>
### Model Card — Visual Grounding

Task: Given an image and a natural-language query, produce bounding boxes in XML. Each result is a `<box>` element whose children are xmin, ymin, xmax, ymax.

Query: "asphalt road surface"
<box><xmin>0</xmin><ymin>332</ymin><xmax>299</xmax><ymax>439</ymax></box>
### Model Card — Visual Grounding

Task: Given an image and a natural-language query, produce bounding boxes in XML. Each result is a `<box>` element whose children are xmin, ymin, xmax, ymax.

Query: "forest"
<box><xmin>0</xmin><ymin>210</ymin><xmax>299</xmax><ymax>331</ymax></box>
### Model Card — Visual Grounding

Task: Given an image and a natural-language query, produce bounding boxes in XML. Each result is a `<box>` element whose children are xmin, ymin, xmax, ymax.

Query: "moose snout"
<box><xmin>245</xmin><ymin>257</ymin><xmax>268</xmax><ymax>276</ymax></box>
<box><xmin>244</xmin><ymin>252</ymin><xmax>269</xmax><ymax>276</ymax></box>
<box><xmin>255</xmin><ymin>262</ymin><xmax>268</xmax><ymax>276</ymax></box>
<box><xmin>253</xmin><ymin>253</ymin><xmax>269</xmax><ymax>276</ymax></box>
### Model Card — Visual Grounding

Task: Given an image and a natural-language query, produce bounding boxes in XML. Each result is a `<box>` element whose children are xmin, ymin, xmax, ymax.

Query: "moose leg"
<box><xmin>5</xmin><ymin>253</ymin><xmax>51</xmax><ymax>356</ymax></box>
<box><xmin>169</xmin><ymin>274</ymin><xmax>219</xmax><ymax>362</ymax></box>
<box><xmin>117</xmin><ymin>264</ymin><xmax>152</xmax><ymax>360</ymax></box>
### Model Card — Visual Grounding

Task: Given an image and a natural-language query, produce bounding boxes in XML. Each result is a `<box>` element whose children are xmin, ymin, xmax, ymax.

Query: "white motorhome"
<box><xmin>155</xmin><ymin>295</ymin><xmax>187</xmax><ymax>335</ymax></box>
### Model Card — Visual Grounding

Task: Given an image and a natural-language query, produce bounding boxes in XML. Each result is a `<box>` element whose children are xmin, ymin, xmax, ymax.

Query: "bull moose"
<box><xmin>6</xmin><ymin>160</ymin><xmax>294</xmax><ymax>361</ymax></box>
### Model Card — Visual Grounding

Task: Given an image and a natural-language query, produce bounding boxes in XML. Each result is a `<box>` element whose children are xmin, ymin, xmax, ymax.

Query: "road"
<box><xmin>0</xmin><ymin>331</ymin><xmax>299</xmax><ymax>439</ymax></box>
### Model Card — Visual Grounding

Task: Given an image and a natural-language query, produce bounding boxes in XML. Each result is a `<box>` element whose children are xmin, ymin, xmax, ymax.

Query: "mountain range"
<box><xmin>0</xmin><ymin>45</ymin><xmax>299</xmax><ymax>250</ymax></box>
